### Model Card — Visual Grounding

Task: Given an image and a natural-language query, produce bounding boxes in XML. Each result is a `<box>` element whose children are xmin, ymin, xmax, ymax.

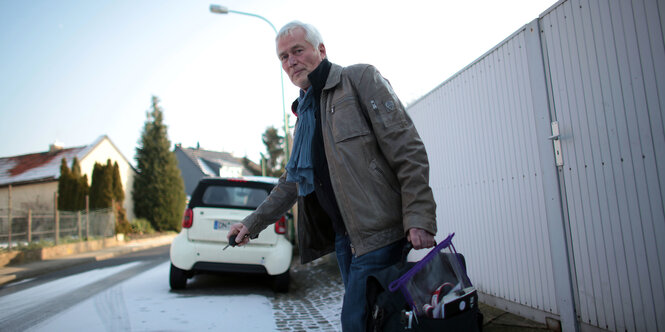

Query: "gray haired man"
<box><xmin>229</xmin><ymin>21</ymin><xmax>437</xmax><ymax>331</ymax></box>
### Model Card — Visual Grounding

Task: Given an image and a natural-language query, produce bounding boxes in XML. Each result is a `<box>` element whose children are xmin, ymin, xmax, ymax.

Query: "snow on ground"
<box><xmin>27</xmin><ymin>262</ymin><xmax>277</xmax><ymax>331</ymax></box>
<box><xmin>0</xmin><ymin>262</ymin><xmax>141</xmax><ymax>321</ymax></box>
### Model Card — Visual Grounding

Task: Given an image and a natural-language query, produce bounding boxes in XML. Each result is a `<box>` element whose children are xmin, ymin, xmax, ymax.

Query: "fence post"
<box><xmin>77</xmin><ymin>211</ymin><xmax>82</xmax><ymax>240</ymax></box>
<box><xmin>8</xmin><ymin>184</ymin><xmax>12</xmax><ymax>250</ymax></box>
<box><xmin>54</xmin><ymin>192</ymin><xmax>59</xmax><ymax>245</ymax></box>
<box><xmin>85</xmin><ymin>195</ymin><xmax>89</xmax><ymax>241</ymax></box>
<box><xmin>111</xmin><ymin>199</ymin><xmax>116</xmax><ymax>237</ymax></box>
<box><xmin>28</xmin><ymin>209</ymin><xmax>32</xmax><ymax>243</ymax></box>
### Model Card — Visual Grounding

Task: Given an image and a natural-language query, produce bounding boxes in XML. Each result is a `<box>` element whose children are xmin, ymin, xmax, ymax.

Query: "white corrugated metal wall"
<box><xmin>410</xmin><ymin>27</ymin><xmax>560</xmax><ymax>315</ymax></box>
<box><xmin>408</xmin><ymin>0</ymin><xmax>664</xmax><ymax>331</ymax></box>
<box><xmin>540</xmin><ymin>0</ymin><xmax>665</xmax><ymax>331</ymax></box>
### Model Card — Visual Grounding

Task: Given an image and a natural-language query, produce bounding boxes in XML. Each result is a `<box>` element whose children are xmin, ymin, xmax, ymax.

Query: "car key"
<box><xmin>223</xmin><ymin>235</ymin><xmax>238</xmax><ymax>251</ymax></box>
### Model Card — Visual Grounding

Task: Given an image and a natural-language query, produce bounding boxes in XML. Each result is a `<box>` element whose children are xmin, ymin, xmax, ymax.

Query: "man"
<box><xmin>228</xmin><ymin>21</ymin><xmax>437</xmax><ymax>331</ymax></box>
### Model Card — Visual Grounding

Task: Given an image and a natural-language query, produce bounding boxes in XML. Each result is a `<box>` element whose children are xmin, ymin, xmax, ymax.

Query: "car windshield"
<box><xmin>201</xmin><ymin>185</ymin><xmax>269</xmax><ymax>209</ymax></box>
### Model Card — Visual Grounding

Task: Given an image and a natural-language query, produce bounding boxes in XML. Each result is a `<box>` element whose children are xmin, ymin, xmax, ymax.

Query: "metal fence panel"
<box><xmin>408</xmin><ymin>0</ymin><xmax>664</xmax><ymax>330</ymax></box>
<box><xmin>1</xmin><ymin>208</ymin><xmax>115</xmax><ymax>247</ymax></box>
<box><xmin>542</xmin><ymin>0</ymin><xmax>665</xmax><ymax>330</ymax></box>
<box><xmin>409</xmin><ymin>27</ymin><xmax>559</xmax><ymax>315</ymax></box>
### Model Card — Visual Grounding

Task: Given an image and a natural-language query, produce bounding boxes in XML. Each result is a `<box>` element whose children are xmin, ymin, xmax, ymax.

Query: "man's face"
<box><xmin>277</xmin><ymin>27</ymin><xmax>326</xmax><ymax>90</ymax></box>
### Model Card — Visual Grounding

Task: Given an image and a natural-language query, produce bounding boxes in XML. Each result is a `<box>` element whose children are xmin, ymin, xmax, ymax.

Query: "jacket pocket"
<box><xmin>368</xmin><ymin>159</ymin><xmax>400</xmax><ymax>195</ymax></box>
<box><xmin>330</xmin><ymin>96</ymin><xmax>370</xmax><ymax>143</ymax></box>
<box><xmin>369</xmin><ymin>94</ymin><xmax>407</xmax><ymax>128</ymax></box>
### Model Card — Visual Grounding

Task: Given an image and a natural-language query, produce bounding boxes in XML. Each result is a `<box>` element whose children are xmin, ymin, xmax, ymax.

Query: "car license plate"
<box><xmin>213</xmin><ymin>220</ymin><xmax>232</xmax><ymax>230</ymax></box>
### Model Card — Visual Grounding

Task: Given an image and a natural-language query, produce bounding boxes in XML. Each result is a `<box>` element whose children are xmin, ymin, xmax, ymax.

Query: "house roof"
<box><xmin>0</xmin><ymin>135</ymin><xmax>128</xmax><ymax>187</ymax></box>
<box><xmin>176</xmin><ymin>146</ymin><xmax>251</xmax><ymax>177</ymax></box>
<box><xmin>0</xmin><ymin>146</ymin><xmax>89</xmax><ymax>187</ymax></box>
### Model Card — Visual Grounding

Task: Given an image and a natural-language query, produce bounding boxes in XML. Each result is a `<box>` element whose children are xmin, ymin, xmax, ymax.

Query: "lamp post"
<box><xmin>209</xmin><ymin>4</ymin><xmax>290</xmax><ymax>163</ymax></box>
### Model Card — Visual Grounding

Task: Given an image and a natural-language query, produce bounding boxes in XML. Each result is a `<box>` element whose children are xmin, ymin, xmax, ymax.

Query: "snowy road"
<box><xmin>25</xmin><ymin>261</ymin><xmax>277</xmax><ymax>331</ymax></box>
<box><xmin>0</xmin><ymin>244</ymin><xmax>345</xmax><ymax>331</ymax></box>
<box><xmin>0</xmin><ymin>248</ymin><xmax>278</xmax><ymax>332</ymax></box>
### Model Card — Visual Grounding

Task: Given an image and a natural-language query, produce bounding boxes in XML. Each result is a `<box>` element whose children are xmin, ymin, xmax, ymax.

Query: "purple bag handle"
<box><xmin>388</xmin><ymin>233</ymin><xmax>463</xmax><ymax>312</ymax></box>
<box><xmin>388</xmin><ymin>233</ymin><xmax>455</xmax><ymax>292</ymax></box>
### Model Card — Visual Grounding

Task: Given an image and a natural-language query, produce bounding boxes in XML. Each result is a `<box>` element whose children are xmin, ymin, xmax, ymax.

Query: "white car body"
<box><xmin>169</xmin><ymin>176</ymin><xmax>293</xmax><ymax>291</ymax></box>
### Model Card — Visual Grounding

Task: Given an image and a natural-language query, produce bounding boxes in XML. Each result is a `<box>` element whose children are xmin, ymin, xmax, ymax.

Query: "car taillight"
<box><xmin>275</xmin><ymin>216</ymin><xmax>287</xmax><ymax>234</ymax></box>
<box><xmin>182</xmin><ymin>208</ymin><xmax>193</xmax><ymax>228</ymax></box>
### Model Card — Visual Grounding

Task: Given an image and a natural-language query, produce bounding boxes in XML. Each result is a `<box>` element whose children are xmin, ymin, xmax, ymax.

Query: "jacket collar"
<box><xmin>292</xmin><ymin>58</ymin><xmax>336</xmax><ymax>116</ymax></box>
<box><xmin>324</xmin><ymin>62</ymin><xmax>343</xmax><ymax>90</ymax></box>
<box><xmin>308</xmin><ymin>58</ymin><xmax>332</xmax><ymax>95</ymax></box>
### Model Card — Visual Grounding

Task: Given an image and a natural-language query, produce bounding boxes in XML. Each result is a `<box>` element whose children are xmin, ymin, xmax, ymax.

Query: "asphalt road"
<box><xmin>0</xmin><ymin>246</ymin><xmax>169</xmax><ymax>331</ymax></box>
<box><xmin>0</xmin><ymin>243</ymin><xmax>550</xmax><ymax>331</ymax></box>
<box><xmin>0</xmin><ymin>245</ymin><xmax>343</xmax><ymax>331</ymax></box>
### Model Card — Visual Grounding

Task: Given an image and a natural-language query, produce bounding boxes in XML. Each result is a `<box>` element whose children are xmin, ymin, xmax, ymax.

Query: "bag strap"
<box><xmin>396</xmin><ymin>242</ymin><xmax>413</xmax><ymax>269</ymax></box>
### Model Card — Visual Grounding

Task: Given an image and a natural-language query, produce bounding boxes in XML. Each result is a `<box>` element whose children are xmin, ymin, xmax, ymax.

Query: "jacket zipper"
<box><xmin>370</xmin><ymin>100</ymin><xmax>379</xmax><ymax>112</ymax></box>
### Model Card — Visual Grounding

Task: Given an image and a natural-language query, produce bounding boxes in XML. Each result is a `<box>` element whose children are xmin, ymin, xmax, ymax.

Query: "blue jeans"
<box><xmin>335</xmin><ymin>234</ymin><xmax>406</xmax><ymax>332</ymax></box>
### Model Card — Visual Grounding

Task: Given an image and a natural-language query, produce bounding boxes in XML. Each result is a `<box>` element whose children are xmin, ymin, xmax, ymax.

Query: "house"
<box><xmin>174</xmin><ymin>144</ymin><xmax>260</xmax><ymax>196</ymax></box>
<box><xmin>0</xmin><ymin>136</ymin><xmax>136</xmax><ymax>220</ymax></box>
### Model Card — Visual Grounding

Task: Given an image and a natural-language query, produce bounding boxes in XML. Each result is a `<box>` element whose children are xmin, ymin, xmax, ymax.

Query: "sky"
<box><xmin>0</xmin><ymin>0</ymin><xmax>558</xmax><ymax>165</ymax></box>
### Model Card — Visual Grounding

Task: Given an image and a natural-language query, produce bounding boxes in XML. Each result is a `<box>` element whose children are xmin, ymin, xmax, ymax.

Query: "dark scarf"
<box><xmin>286</xmin><ymin>86</ymin><xmax>316</xmax><ymax>195</ymax></box>
<box><xmin>285</xmin><ymin>58</ymin><xmax>333</xmax><ymax>196</ymax></box>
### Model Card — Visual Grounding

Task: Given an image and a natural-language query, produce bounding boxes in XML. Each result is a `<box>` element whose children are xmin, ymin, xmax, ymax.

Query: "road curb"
<box><xmin>0</xmin><ymin>233</ymin><xmax>176</xmax><ymax>287</ymax></box>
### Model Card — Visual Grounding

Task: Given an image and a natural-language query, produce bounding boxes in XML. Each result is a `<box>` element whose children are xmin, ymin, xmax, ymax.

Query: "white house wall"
<box><xmin>0</xmin><ymin>182</ymin><xmax>58</xmax><ymax>212</ymax></box>
<box><xmin>79</xmin><ymin>137</ymin><xmax>135</xmax><ymax>221</ymax></box>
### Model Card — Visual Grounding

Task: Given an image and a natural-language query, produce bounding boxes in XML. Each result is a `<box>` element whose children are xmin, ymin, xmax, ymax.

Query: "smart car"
<box><xmin>169</xmin><ymin>176</ymin><xmax>292</xmax><ymax>292</ymax></box>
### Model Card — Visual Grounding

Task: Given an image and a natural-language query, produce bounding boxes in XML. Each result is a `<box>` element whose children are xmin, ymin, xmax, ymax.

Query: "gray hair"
<box><xmin>276</xmin><ymin>20</ymin><xmax>324</xmax><ymax>51</ymax></box>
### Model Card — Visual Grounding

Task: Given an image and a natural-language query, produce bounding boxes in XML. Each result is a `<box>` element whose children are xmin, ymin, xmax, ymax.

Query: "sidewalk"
<box><xmin>291</xmin><ymin>254</ymin><xmax>553</xmax><ymax>332</ymax></box>
<box><xmin>0</xmin><ymin>233</ymin><xmax>176</xmax><ymax>286</ymax></box>
<box><xmin>479</xmin><ymin>303</ymin><xmax>552</xmax><ymax>331</ymax></box>
<box><xmin>0</xmin><ymin>234</ymin><xmax>552</xmax><ymax>331</ymax></box>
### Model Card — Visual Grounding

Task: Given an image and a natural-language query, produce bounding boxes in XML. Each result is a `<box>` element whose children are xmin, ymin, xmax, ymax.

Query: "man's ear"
<box><xmin>318</xmin><ymin>43</ymin><xmax>327</xmax><ymax>58</ymax></box>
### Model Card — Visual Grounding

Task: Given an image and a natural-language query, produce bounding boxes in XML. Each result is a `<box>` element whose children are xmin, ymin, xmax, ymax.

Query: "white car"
<box><xmin>169</xmin><ymin>176</ymin><xmax>293</xmax><ymax>292</ymax></box>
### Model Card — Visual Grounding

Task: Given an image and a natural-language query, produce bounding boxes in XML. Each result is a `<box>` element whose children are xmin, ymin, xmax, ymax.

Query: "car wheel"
<box><xmin>272</xmin><ymin>270</ymin><xmax>290</xmax><ymax>293</ymax></box>
<box><xmin>170</xmin><ymin>263</ymin><xmax>188</xmax><ymax>290</ymax></box>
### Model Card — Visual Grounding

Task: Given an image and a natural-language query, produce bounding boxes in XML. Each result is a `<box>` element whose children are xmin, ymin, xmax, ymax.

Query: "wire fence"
<box><xmin>0</xmin><ymin>207</ymin><xmax>116</xmax><ymax>250</ymax></box>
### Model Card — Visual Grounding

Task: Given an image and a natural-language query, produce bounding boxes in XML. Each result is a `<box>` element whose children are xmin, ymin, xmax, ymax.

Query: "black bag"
<box><xmin>366</xmin><ymin>234</ymin><xmax>483</xmax><ymax>331</ymax></box>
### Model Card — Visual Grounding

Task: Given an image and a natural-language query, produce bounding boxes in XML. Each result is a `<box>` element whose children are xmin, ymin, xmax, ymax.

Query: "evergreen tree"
<box><xmin>89</xmin><ymin>160</ymin><xmax>114</xmax><ymax>209</ymax></box>
<box><xmin>110</xmin><ymin>161</ymin><xmax>130</xmax><ymax>233</ymax></box>
<box><xmin>133</xmin><ymin>96</ymin><xmax>186</xmax><ymax>231</ymax></box>
<box><xmin>57</xmin><ymin>158</ymin><xmax>72</xmax><ymax>210</ymax></box>
<box><xmin>78</xmin><ymin>174</ymin><xmax>89</xmax><ymax>210</ymax></box>
<box><xmin>57</xmin><ymin>157</ymin><xmax>90</xmax><ymax>211</ymax></box>
<box><xmin>71</xmin><ymin>157</ymin><xmax>88</xmax><ymax>211</ymax></box>
<box><xmin>71</xmin><ymin>157</ymin><xmax>82</xmax><ymax>175</ymax></box>
<box><xmin>112</xmin><ymin>161</ymin><xmax>125</xmax><ymax>203</ymax></box>
<box><xmin>262</xmin><ymin>126</ymin><xmax>286</xmax><ymax>177</ymax></box>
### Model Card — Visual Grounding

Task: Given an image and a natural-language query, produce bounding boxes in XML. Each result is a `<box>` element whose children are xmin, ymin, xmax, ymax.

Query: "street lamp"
<box><xmin>209</xmin><ymin>4</ymin><xmax>290</xmax><ymax>163</ymax></box>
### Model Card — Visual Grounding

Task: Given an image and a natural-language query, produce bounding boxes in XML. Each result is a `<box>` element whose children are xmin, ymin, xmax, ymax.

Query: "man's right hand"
<box><xmin>407</xmin><ymin>227</ymin><xmax>436</xmax><ymax>250</ymax></box>
<box><xmin>227</xmin><ymin>223</ymin><xmax>250</xmax><ymax>246</ymax></box>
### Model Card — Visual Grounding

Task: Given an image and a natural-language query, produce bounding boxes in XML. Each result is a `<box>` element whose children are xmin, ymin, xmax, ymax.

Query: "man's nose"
<box><xmin>288</xmin><ymin>56</ymin><xmax>298</xmax><ymax>67</ymax></box>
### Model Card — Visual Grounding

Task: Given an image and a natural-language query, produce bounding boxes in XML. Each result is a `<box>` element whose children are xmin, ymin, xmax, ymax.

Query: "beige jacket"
<box><xmin>243</xmin><ymin>63</ymin><xmax>437</xmax><ymax>263</ymax></box>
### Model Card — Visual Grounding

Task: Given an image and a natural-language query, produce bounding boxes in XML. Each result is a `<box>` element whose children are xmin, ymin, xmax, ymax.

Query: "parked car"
<box><xmin>169</xmin><ymin>176</ymin><xmax>293</xmax><ymax>292</ymax></box>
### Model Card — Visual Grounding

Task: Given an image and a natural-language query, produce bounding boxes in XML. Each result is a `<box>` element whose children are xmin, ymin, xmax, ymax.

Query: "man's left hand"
<box><xmin>407</xmin><ymin>228</ymin><xmax>436</xmax><ymax>250</ymax></box>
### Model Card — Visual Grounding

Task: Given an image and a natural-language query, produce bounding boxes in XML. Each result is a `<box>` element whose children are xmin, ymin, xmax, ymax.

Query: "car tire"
<box><xmin>170</xmin><ymin>263</ymin><xmax>188</xmax><ymax>290</ymax></box>
<box><xmin>272</xmin><ymin>270</ymin><xmax>290</xmax><ymax>293</ymax></box>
